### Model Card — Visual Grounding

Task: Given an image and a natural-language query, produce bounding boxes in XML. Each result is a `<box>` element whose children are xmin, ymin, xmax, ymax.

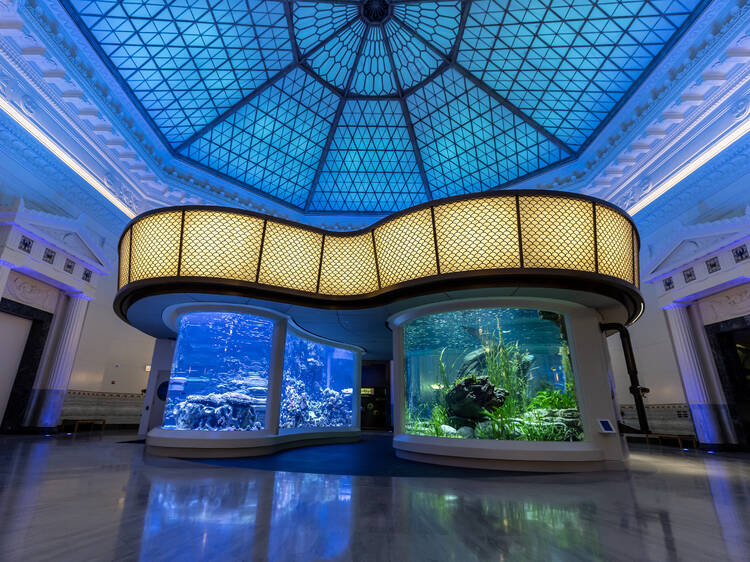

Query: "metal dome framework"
<box><xmin>63</xmin><ymin>0</ymin><xmax>708</xmax><ymax>213</ymax></box>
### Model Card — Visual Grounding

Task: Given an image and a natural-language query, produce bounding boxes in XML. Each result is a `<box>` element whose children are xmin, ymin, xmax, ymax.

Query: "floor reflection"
<box><xmin>0</xmin><ymin>434</ymin><xmax>749</xmax><ymax>561</ymax></box>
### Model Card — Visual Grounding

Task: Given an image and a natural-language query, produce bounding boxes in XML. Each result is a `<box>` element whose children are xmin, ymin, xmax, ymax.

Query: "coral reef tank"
<box><xmin>163</xmin><ymin>312</ymin><xmax>273</xmax><ymax>431</ymax></box>
<box><xmin>280</xmin><ymin>330</ymin><xmax>355</xmax><ymax>430</ymax></box>
<box><xmin>403</xmin><ymin>307</ymin><xmax>583</xmax><ymax>441</ymax></box>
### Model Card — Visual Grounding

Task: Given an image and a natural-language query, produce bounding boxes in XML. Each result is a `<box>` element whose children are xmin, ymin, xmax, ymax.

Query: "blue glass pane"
<box><xmin>311</xmin><ymin>99</ymin><xmax>427</xmax><ymax>212</ymax></box>
<box><xmin>293</xmin><ymin>2</ymin><xmax>358</xmax><ymax>55</ymax></box>
<box><xmin>407</xmin><ymin>68</ymin><xmax>566</xmax><ymax>198</ymax></box>
<box><xmin>384</xmin><ymin>19</ymin><xmax>443</xmax><ymax>91</ymax></box>
<box><xmin>163</xmin><ymin>312</ymin><xmax>273</xmax><ymax>431</ymax></box>
<box><xmin>350</xmin><ymin>26</ymin><xmax>396</xmax><ymax>96</ymax></box>
<box><xmin>458</xmin><ymin>0</ymin><xmax>702</xmax><ymax>149</ymax></box>
<box><xmin>181</xmin><ymin>68</ymin><xmax>339</xmax><ymax>207</ymax></box>
<box><xmin>403</xmin><ymin>307</ymin><xmax>583</xmax><ymax>441</ymax></box>
<box><xmin>305</xmin><ymin>19</ymin><xmax>367</xmax><ymax>91</ymax></box>
<box><xmin>280</xmin><ymin>331</ymin><xmax>356</xmax><ymax>430</ymax></box>
<box><xmin>391</xmin><ymin>1</ymin><xmax>460</xmax><ymax>53</ymax></box>
<box><xmin>69</xmin><ymin>0</ymin><xmax>293</xmax><ymax>145</ymax></box>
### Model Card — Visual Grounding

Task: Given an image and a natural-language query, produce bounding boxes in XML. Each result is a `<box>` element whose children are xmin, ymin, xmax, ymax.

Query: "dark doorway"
<box><xmin>360</xmin><ymin>361</ymin><xmax>391</xmax><ymax>431</ymax></box>
<box><xmin>706</xmin><ymin>314</ymin><xmax>750</xmax><ymax>448</ymax></box>
<box><xmin>0</xmin><ymin>298</ymin><xmax>53</xmax><ymax>433</ymax></box>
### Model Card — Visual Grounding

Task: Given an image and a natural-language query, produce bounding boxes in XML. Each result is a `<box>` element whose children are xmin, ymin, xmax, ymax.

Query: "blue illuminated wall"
<box><xmin>280</xmin><ymin>331</ymin><xmax>355</xmax><ymax>430</ymax></box>
<box><xmin>163</xmin><ymin>312</ymin><xmax>273</xmax><ymax>431</ymax></box>
<box><xmin>64</xmin><ymin>0</ymin><xmax>706</xmax><ymax>213</ymax></box>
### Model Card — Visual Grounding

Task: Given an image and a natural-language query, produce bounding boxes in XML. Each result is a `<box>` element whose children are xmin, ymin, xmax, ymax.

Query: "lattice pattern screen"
<box><xmin>118</xmin><ymin>194</ymin><xmax>640</xmax><ymax>298</ymax></box>
<box><xmin>258</xmin><ymin>221</ymin><xmax>322</xmax><ymax>293</ymax></box>
<box><xmin>374</xmin><ymin>208</ymin><xmax>437</xmax><ymax>287</ymax></box>
<box><xmin>434</xmin><ymin>196</ymin><xmax>520</xmax><ymax>273</ymax></box>
<box><xmin>181</xmin><ymin>210</ymin><xmax>264</xmax><ymax>282</ymax></box>
<box><xmin>596</xmin><ymin>205</ymin><xmax>634</xmax><ymax>285</ymax></box>
<box><xmin>118</xmin><ymin>228</ymin><xmax>130</xmax><ymax>290</ymax></box>
<box><xmin>129</xmin><ymin>211</ymin><xmax>182</xmax><ymax>282</ymax></box>
<box><xmin>519</xmin><ymin>197</ymin><xmax>596</xmax><ymax>272</ymax></box>
<box><xmin>319</xmin><ymin>233</ymin><xmax>379</xmax><ymax>296</ymax></box>
<box><xmin>633</xmin><ymin>231</ymin><xmax>640</xmax><ymax>289</ymax></box>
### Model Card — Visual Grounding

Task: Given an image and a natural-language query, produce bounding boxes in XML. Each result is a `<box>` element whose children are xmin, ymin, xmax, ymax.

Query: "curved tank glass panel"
<box><xmin>280</xmin><ymin>331</ymin><xmax>356</xmax><ymax>430</ymax></box>
<box><xmin>403</xmin><ymin>308</ymin><xmax>583</xmax><ymax>441</ymax></box>
<box><xmin>163</xmin><ymin>312</ymin><xmax>273</xmax><ymax>431</ymax></box>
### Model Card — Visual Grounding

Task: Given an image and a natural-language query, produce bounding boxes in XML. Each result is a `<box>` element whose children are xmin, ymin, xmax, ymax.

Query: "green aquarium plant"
<box><xmin>480</xmin><ymin>319</ymin><xmax>534</xmax><ymax>418</ymax></box>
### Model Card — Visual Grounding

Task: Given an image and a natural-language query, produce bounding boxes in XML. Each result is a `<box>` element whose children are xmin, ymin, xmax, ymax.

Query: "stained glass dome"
<box><xmin>64</xmin><ymin>0</ymin><xmax>706</xmax><ymax>213</ymax></box>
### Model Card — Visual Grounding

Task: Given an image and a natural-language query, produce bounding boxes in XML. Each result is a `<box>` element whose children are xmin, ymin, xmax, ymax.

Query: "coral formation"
<box><xmin>172</xmin><ymin>391</ymin><xmax>261</xmax><ymax>431</ymax></box>
<box><xmin>279</xmin><ymin>332</ymin><xmax>354</xmax><ymax>429</ymax></box>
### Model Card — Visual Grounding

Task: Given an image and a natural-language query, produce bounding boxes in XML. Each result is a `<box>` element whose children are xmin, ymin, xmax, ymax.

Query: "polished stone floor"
<box><xmin>0</xmin><ymin>433</ymin><xmax>748</xmax><ymax>562</ymax></box>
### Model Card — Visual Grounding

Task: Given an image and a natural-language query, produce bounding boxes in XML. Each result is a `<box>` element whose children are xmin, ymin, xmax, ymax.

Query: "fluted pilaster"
<box><xmin>23</xmin><ymin>294</ymin><xmax>89</xmax><ymax>429</ymax></box>
<box><xmin>664</xmin><ymin>304</ymin><xmax>724</xmax><ymax>444</ymax></box>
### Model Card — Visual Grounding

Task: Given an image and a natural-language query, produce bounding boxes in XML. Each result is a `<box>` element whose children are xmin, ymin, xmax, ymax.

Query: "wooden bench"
<box><xmin>626</xmin><ymin>432</ymin><xmax>698</xmax><ymax>449</ymax></box>
<box><xmin>60</xmin><ymin>418</ymin><xmax>106</xmax><ymax>433</ymax></box>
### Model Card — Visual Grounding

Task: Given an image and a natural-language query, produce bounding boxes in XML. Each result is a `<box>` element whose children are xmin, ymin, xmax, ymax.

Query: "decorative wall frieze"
<box><xmin>0</xmin><ymin>0</ymin><xmax>748</xmax><ymax>233</ymax></box>
<box><xmin>645</xmin><ymin>207</ymin><xmax>750</xmax><ymax>308</ymax></box>
<box><xmin>3</xmin><ymin>269</ymin><xmax>59</xmax><ymax>313</ymax></box>
<box><xmin>698</xmin><ymin>283</ymin><xmax>750</xmax><ymax>325</ymax></box>
<box><xmin>0</xmin><ymin>197</ymin><xmax>109</xmax><ymax>298</ymax></box>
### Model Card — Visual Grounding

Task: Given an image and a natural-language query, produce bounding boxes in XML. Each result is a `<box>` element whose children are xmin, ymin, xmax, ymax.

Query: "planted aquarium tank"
<box><xmin>403</xmin><ymin>307</ymin><xmax>583</xmax><ymax>441</ymax></box>
<box><xmin>163</xmin><ymin>312</ymin><xmax>273</xmax><ymax>431</ymax></box>
<box><xmin>280</xmin><ymin>331</ymin><xmax>355</xmax><ymax>430</ymax></box>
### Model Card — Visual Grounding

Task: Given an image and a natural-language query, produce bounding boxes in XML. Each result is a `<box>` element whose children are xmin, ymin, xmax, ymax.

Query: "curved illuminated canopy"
<box><xmin>115</xmin><ymin>190</ymin><xmax>643</xmax><ymax>324</ymax></box>
<box><xmin>64</xmin><ymin>0</ymin><xmax>705</xmax><ymax>213</ymax></box>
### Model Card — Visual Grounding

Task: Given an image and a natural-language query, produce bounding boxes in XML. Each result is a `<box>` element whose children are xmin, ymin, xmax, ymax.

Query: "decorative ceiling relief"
<box><xmin>61</xmin><ymin>0</ymin><xmax>707</xmax><ymax>213</ymax></box>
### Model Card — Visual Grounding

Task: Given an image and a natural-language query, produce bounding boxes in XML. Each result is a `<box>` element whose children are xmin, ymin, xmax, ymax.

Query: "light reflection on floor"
<box><xmin>0</xmin><ymin>433</ymin><xmax>748</xmax><ymax>561</ymax></box>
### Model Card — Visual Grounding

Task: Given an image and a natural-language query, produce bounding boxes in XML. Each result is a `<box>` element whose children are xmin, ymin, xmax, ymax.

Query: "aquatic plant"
<box><xmin>528</xmin><ymin>389</ymin><xmax>577</xmax><ymax>410</ymax></box>
<box><xmin>480</xmin><ymin>320</ymin><xmax>534</xmax><ymax>418</ymax></box>
<box><xmin>428</xmin><ymin>404</ymin><xmax>450</xmax><ymax>437</ymax></box>
<box><xmin>403</xmin><ymin>307</ymin><xmax>585</xmax><ymax>442</ymax></box>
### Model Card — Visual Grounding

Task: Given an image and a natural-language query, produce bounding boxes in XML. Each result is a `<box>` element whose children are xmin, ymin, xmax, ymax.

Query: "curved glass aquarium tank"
<box><xmin>403</xmin><ymin>307</ymin><xmax>583</xmax><ymax>442</ymax></box>
<box><xmin>163</xmin><ymin>312</ymin><xmax>273</xmax><ymax>431</ymax></box>
<box><xmin>280</xmin><ymin>330</ymin><xmax>356</xmax><ymax>430</ymax></box>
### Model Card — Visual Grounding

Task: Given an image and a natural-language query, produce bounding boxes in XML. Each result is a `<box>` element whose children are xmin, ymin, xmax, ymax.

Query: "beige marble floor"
<box><xmin>0</xmin><ymin>433</ymin><xmax>748</xmax><ymax>562</ymax></box>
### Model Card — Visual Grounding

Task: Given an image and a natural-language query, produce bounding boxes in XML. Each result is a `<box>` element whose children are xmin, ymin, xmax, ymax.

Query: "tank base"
<box><xmin>145</xmin><ymin>428</ymin><xmax>361</xmax><ymax>459</ymax></box>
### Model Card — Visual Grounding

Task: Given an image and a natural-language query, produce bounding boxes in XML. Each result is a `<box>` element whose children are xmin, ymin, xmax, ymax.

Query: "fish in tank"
<box><xmin>162</xmin><ymin>311</ymin><xmax>273</xmax><ymax>431</ymax></box>
<box><xmin>280</xmin><ymin>331</ymin><xmax>355</xmax><ymax>429</ymax></box>
<box><xmin>403</xmin><ymin>307</ymin><xmax>584</xmax><ymax>441</ymax></box>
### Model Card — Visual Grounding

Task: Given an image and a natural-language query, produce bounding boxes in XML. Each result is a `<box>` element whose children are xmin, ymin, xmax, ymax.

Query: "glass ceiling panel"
<box><xmin>181</xmin><ymin>68</ymin><xmax>338</xmax><ymax>207</ymax></box>
<box><xmin>69</xmin><ymin>0</ymin><xmax>293</xmax><ymax>145</ymax></box>
<box><xmin>408</xmin><ymin>68</ymin><xmax>566</xmax><ymax>198</ymax></box>
<box><xmin>310</xmin><ymin>99</ymin><xmax>427</xmax><ymax>212</ymax></box>
<box><xmin>459</xmin><ymin>0</ymin><xmax>703</xmax><ymax>149</ymax></box>
<box><xmin>63</xmin><ymin>0</ymin><xmax>706</xmax><ymax>213</ymax></box>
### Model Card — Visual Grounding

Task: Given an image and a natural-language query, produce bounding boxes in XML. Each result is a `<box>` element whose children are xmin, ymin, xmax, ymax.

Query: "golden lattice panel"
<box><xmin>319</xmin><ymin>233</ymin><xmax>379</xmax><ymax>295</ymax></box>
<box><xmin>129</xmin><ymin>211</ymin><xmax>182</xmax><ymax>282</ymax></box>
<box><xmin>180</xmin><ymin>210</ymin><xmax>264</xmax><ymax>282</ymax></box>
<box><xmin>118</xmin><ymin>228</ymin><xmax>130</xmax><ymax>290</ymax></box>
<box><xmin>374</xmin><ymin>208</ymin><xmax>437</xmax><ymax>287</ymax></box>
<box><xmin>434</xmin><ymin>197</ymin><xmax>521</xmax><ymax>273</ymax></box>
<box><xmin>633</xmin><ymin>231</ymin><xmax>640</xmax><ymax>288</ymax></box>
<box><xmin>258</xmin><ymin>221</ymin><xmax>322</xmax><ymax>293</ymax></box>
<box><xmin>519</xmin><ymin>196</ymin><xmax>596</xmax><ymax>272</ymax></box>
<box><xmin>596</xmin><ymin>205</ymin><xmax>634</xmax><ymax>285</ymax></box>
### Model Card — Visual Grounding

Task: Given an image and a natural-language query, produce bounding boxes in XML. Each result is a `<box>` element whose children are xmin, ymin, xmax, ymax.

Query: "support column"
<box><xmin>265</xmin><ymin>318</ymin><xmax>288</xmax><ymax>435</ymax></box>
<box><xmin>664</xmin><ymin>304</ymin><xmax>725</xmax><ymax>445</ymax></box>
<box><xmin>22</xmin><ymin>294</ymin><xmax>89</xmax><ymax>429</ymax></box>
<box><xmin>138</xmin><ymin>339</ymin><xmax>176</xmax><ymax>437</ymax></box>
